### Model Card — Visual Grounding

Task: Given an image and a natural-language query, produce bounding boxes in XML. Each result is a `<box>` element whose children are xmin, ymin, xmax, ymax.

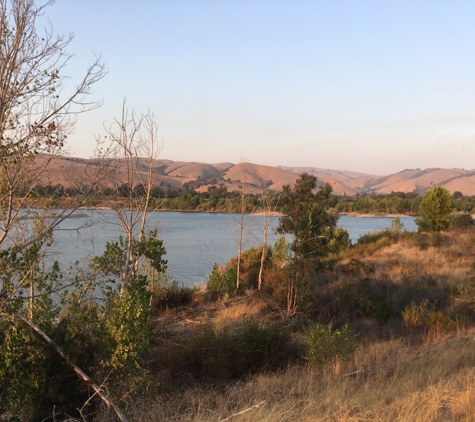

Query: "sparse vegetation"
<box><xmin>1</xmin><ymin>0</ymin><xmax>475</xmax><ymax>419</ymax></box>
<box><xmin>110</xmin><ymin>226</ymin><xmax>475</xmax><ymax>422</ymax></box>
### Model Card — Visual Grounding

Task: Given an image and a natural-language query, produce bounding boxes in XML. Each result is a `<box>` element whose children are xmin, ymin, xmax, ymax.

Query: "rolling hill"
<box><xmin>34</xmin><ymin>155</ymin><xmax>475</xmax><ymax>196</ymax></box>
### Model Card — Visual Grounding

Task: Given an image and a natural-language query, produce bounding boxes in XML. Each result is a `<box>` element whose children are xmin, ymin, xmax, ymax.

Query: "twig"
<box><xmin>14</xmin><ymin>312</ymin><xmax>128</xmax><ymax>422</ymax></box>
<box><xmin>218</xmin><ymin>401</ymin><xmax>265</xmax><ymax>422</ymax></box>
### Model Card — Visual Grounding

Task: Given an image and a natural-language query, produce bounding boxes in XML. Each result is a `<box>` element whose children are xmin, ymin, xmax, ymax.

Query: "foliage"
<box><xmin>277</xmin><ymin>173</ymin><xmax>341</xmax><ymax>261</ymax></box>
<box><xmin>328</xmin><ymin>226</ymin><xmax>352</xmax><ymax>253</ymax></box>
<box><xmin>272</xmin><ymin>236</ymin><xmax>291</xmax><ymax>264</ymax></box>
<box><xmin>0</xmin><ymin>230</ymin><xmax>167</xmax><ymax>418</ymax></box>
<box><xmin>336</xmin><ymin>191</ymin><xmax>420</xmax><ymax>215</ymax></box>
<box><xmin>391</xmin><ymin>217</ymin><xmax>405</xmax><ymax>232</ymax></box>
<box><xmin>0</xmin><ymin>241</ymin><xmax>65</xmax><ymax>417</ymax></box>
<box><xmin>402</xmin><ymin>301</ymin><xmax>427</xmax><ymax>333</ymax></box>
<box><xmin>304</xmin><ymin>323</ymin><xmax>357</xmax><ymax>368</ymax></box>
<box><xmin>207</xmin><ymin>264</ymin><xmax>237</xmax><ymax>299</ymax></box>
<box><xmin>450</xmin><ymin>213</ymin><xmax>473</xmax><ymax>229</ymax></box>
<box><xmin>150</xmin><ymin>274</ymin><xmax>196</xmax><ymax>312</ymax></box>
<box><xmin>342</xmin><ymin>278</ymin><xmax>395</xmax><ymax>324</ymax></box>
<box><xmin>276</xmin><ymin>173</ymin><xmax>349</xmax><ymax>315</ymax></box>
<box><xmin>415</xmin><ymin>186</ymin><xmax>454</xmax><ymax>232</ymax></box>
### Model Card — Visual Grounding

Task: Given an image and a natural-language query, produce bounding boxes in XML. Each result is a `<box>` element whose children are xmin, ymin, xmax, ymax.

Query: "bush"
<box><xmin>304</xmin><ymin>323</ymin><xmax>357</xmax><ymax>368</ymax></box>
<box><xmin>415</xmin><ymin>186</ymin><xmax>454</xmax><ymax>232</ymax></box>
<box><xmin>150</xmin><ymin>278</ymin><xmax>195</xmax><ymax>312</ymax></box>
<box><xmin>402</xmin><ymin>301</ymin><xmax>427</xmax><ymax>333</ymax></box>
<box><xmin>450</xmin><ymin>214</ymin><xmax>473</xmax><ymax>229</ymax></box>
<box><xmin>357</xmin><ymin>230</ymin><xmax>389</xmax><ymax>245</ymax></box>
<box><xmin>207</xmin><ymin>264</ymin><xmax>236</xmax><ymax>299</ymax></box>
<box><xmin>343</xmin><ymin>278</ymin><xmax>395</xmax><ymax>324</ymax></box>
<box><xmin>424</xmin><ymin>311</ymin><xmax>456</xmax><ymax>339</ymax></box>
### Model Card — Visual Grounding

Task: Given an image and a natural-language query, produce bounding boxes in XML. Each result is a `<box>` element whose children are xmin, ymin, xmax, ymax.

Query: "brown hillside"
<box><xmin>343</xmin><ymin>175</ymin><xmax>382</xmax><ymax>191</ymax></box>
<box><xmin>31</xmin><ymin>155</ymin><xmax>475</xmax><ymax>196</ymax></box>
<box><xmin>369</xmin><ymin>169</ymin><xmax>423</xmax><ymax>191</ymax></box>
<box><xmin>223</xmin><ymin>162</ymin><xmax>300</xmax><ymax>192</ymax></box>
<box><xmin>372</xmin><ymin>168</ymin><xmax>469</xmax><ymax>194</ymax></box>
<box><xmin>318</xmin><ymin>177</ymin><xmax>358</xmax><ymax>196</ymax></box>
<box><xmin>279</xmin><ymin>166</ymin><xmax>377</xmax><ymax>183</ymax></box>
<box><xmin>167</xmin><ymin>162</ymin><xmax>223</xmax><ymax>179</ymax></box>
<box><xmin>443</xmin><ymin>173</ymin><xmax>475</xmax><ymax>196</ymax></box>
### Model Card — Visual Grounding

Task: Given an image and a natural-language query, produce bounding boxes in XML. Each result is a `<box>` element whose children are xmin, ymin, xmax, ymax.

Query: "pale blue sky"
<box><xmin>43</xmin><ymin>1</ymin><xmax>475</xmax><ymax>174</ymax></box>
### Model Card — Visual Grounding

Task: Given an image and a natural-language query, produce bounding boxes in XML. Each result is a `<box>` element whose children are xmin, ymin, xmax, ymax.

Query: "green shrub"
<box><xmin>424</xmin><ymin>311</ymin><xmax>456</xmax><ymax>335</ymax></box>
<box><xmin>402</xmin><ymin>301</ymin><xmax>427</xmax><ymax>333</ymax></box>
<box><xmin>343</xmin><ymin>278</ymin><xmax>395</xmax><ymax>324</ymax></box>
<box><xmin>151</xmin><ymin>279</ymin><xmax>195</xmax><ymax>312</ymax></box>
<box><xmin>357</xmin><ymin>230</ymin><xmax>389</xmax><ymax>245</ymax></box>
<box><xmin>390</xmin><ymin>217</ymin><xmax>405</xmax><ymax>232</ymax></box>
<box><xmin>415</xmin><ymin>186</ymin><xmax>454</xmax><ymax>232</ymax></box>
<box><xmin>207</xmin><ymin>264</ymin><xmax>236</xmax><ymax>299</ymax></box>
<box><xmin>450</xmin><ymin>214</ymin><xmax>473</xmax><ymax>229</ymax></box>
<box><xmin>430</xmin><ymin>232</ymin><xmax>444</xmax><ymax>248</ymax></box>
<box><xmin>304</xmin><ymin>323</ymin><xmax>357</xmax><ymax>368</ymax></box>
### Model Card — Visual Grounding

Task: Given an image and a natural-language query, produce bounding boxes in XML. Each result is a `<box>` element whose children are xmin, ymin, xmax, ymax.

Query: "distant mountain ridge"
<box><xmin>38</xmin><ymin>155</ymin><xmax>475</xmax><ymax>196</ymax></box>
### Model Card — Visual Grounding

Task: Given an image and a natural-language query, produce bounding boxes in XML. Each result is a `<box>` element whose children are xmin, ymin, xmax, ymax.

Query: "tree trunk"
<box><xmin>257</xmin><ymin>226</ymin><xmax>267</xmax><ymax>291</ymax></box>
<box><xmin>287</xmin><ymin>283</ymin><xmax>297</xmax><ymax>317</ymax></box>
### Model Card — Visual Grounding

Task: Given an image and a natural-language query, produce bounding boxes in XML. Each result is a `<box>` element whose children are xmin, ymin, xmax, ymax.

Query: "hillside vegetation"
<box><xmin>3</xmin><ymin>2</ymin><xmax>475</xmax><ymax>421</ymax></box>
<box><xmin>128</xmin><ymin>227</ymin><xmax>475</xmax><ymax>422</ymax></box>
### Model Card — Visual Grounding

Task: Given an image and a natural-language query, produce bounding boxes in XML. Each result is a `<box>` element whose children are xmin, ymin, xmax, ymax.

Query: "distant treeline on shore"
<box><xmin>27</xmin><ymin>183</ymin><xmax>475</xmax><ymax>215</ymax></box>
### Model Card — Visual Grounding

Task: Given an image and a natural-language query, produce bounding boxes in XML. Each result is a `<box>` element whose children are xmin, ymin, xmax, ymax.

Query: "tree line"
<box><xmin>335</xmin><ymin>190</ymin><xmax>475</xmax><ymax>215</ymax></box>
<box><xmin>28</xmin><ymin>182</ymin><xmax>475</xmax><ymax>215</ymax></box>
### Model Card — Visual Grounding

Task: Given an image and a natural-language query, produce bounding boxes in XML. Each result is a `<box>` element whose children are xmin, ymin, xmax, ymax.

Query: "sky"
<box><xmin>40</xmin><ymin>1</ymin><xmax>475</xmax><ymax>175</ymax></box>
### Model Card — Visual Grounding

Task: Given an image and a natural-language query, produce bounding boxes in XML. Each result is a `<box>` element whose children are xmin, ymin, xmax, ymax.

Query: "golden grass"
<box><xmin>131</xmin><ymin>328</ymin><xmax>475</xmax><ymax>421</ymax></box>
<box><xmin>126</xmin><ymin>229</ymin><xmax>475</xmax><ymax>422</ymax></box>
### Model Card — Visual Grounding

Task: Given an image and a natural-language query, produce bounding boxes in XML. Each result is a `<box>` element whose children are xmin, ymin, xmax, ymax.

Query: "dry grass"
<box><xmin>337</xmin><ymin>229</ymin><xmax>475</xmax><ymax>288</ymax></box>
<box><xmin>123</xmin><ymin>229</ymin><xmax>475</xmax><ymax>421</ymax></box>
<box><xmin>132</xmin><ymin>329</ymin><xmax>475</xmax><ymax>421</ymax></box>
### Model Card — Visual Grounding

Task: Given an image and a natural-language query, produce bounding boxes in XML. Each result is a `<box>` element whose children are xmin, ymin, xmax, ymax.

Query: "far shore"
<box><xmin>77</xmin><ymin>207</ymin><xmax>415</xmax><ymax>219</ymax></box>
<box><xmin>337</xmin><ymin>212</ymin><xmax>416</xmax><ymax>219</ymax></box>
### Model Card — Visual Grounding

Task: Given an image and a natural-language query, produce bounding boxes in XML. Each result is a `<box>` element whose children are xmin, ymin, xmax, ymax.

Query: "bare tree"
<box><xmin>0</xmin><ymin>0</ymin><xmax>106</xmax><ymax>315</ymax></box>
<box><xmin>236</xmin><ymin>160</ymin><xmax>248</xmax><ymax>293</ymax></box>
<box><xmin>0</xmin><ymin>0</ymin><xmax>106</xmax><ymax>250</ymax></box>
<box><xmin>95</xmin><ymin>99</ymin><xmax>164</xmax><ymax>294</ymax></box>
<box><xmin>0</xmin><ymin>1</ymin><xmax>132</xmax><ymax>419</ymax></box>
<box><xmin>256</xmin><ymin>192</ymin><xmax>276</xmax><ymax>291</ymax></box>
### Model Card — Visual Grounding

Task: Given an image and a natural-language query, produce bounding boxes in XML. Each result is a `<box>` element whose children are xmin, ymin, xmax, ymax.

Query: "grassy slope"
<box><xmin>130</xmin><ymin>229</ymin><xmax>475</xmax><ymax>421</ymax></box>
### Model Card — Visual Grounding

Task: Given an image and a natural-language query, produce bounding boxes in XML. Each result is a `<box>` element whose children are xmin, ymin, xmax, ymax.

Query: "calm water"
<box><xmin>50</xmin><ymin>211</ymin><xmax>417</xmax><ymax>286</ymax></box>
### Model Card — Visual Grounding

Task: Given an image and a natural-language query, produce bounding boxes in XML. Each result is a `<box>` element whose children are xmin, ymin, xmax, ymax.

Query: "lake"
<box><xmin>50</xmin><ymin>211</ymin><xmax>417</xmax><ymax>286</ymax></box>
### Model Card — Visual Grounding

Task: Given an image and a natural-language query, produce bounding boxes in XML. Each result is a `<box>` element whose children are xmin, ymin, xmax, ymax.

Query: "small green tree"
<box><xmin>415</xmin><ymin>186</ymin><xmax>454</xmax><ymax>232</ymax></box>
<box><xmin>304</xmin><ymin>323</ymin><xmax>357</xmax><ymax>368</ymax></box>
<box><xmin>277</xmin><ymin>173</ymin><xmax>339</xmax><ymax>262</ymax></box>
<box><xmin>276</xmin><ymin>173</ymin><xmax>349</xmax><ymax>315</ymax></box>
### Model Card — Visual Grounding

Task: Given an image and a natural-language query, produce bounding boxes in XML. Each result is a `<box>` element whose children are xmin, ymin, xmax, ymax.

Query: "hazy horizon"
<box><xmin>44</xmin><ymin>1</ymin><xmax>475</xmax><ymax>175</ymax></box>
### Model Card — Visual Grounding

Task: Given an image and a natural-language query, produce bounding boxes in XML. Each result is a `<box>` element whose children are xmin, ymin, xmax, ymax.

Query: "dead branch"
<box><xmin>14</xmin><ymin>312</ymin><xmax>128</xmax><ymax>422</ymax></box>
<box><xmin>218</xmin><ymin>401</ymin><xmax>266</xmax><ymax>422</ymax></box>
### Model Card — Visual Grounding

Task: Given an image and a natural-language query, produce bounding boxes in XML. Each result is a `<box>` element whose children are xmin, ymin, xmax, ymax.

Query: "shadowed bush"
<box><xmin>156</xmin><ymin>316</ymin><xmax>296</xmax><ymax>379</ymax></box>
<box><xmin>151</xmin><ymin>279</ymin><xmax>196</xmax><ymax>312</ymax></box>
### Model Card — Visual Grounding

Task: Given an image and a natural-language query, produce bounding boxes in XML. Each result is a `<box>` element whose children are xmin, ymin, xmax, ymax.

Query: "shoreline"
<box><xmin>337</xmin><ymin>212</ymin><xmax>416</xmax><ymax>219</ymax></box>
<box><xmin>58</xmin><ymin>207</ymin><xmax>419</xmax><ymax>219</ymax></box>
